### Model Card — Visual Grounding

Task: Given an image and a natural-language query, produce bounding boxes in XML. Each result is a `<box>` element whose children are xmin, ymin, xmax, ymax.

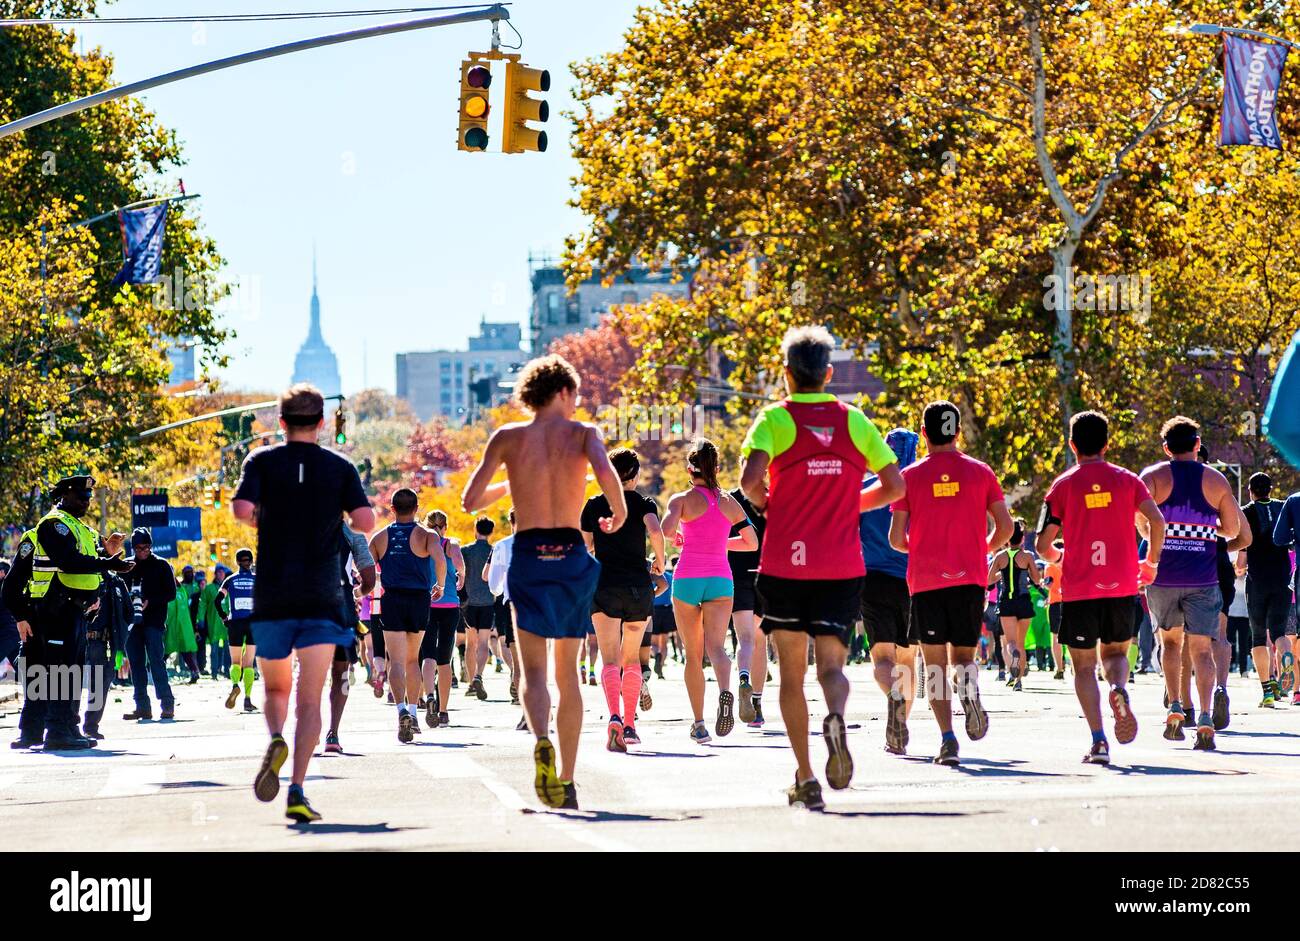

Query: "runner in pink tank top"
<box><xmin>662</xmin><ymin>439</ymin><xmax>757</xmax><ymax>744</ymax></box>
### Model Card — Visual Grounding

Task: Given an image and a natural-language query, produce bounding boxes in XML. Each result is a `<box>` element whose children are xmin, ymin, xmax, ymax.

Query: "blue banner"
<box><xmin>112</xmin><ymin>201</ymin><xmax>170</xmax><ymax>286</ymax></box>
<box><xmin>1220</xmin><ymin>34</ymin><xmax>1289</xmax><ymax>149</ymax></box>
<box><xmin>168</xmin><ymin>507</ymin><xmax>202</xmax><ymax>542</ymax></box>
<box><xmin>130</xmin><ymin>488</ymin><xmax>169</xmax><ymax>528</ymax></box>
<box><xmin>149</xmin><ymin>527</ymin><xmax>179</xmax><ymax>559</ymax></box>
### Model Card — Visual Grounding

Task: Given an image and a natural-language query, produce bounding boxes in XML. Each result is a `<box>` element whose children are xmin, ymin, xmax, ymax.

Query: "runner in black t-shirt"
<box><xmin>728</xmin><ymin>483</ymin><xmax>767</xmax><ymax>726</ymax></box>
<box><xmin>580</xmin><ymin>448</ymin><xmax>665</xmax><ymax>751</ymax></box>
<box><xmin>1242</xmin><ymin>473</ymin><xmax>1297</xmax><ymax>706</ymax></box>
<box><xmin>232</xmin><ymin>384</ymin><xmax>374</xmax><ymax>823</ymax></box>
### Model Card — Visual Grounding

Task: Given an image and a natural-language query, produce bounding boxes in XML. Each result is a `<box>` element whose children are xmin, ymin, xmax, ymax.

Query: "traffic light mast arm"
<box><xmin>137</xmin><ymin>394</ymin><xmax>344</xmax><ymax>439</ymax></box>
<box><xmin>0</xmin><ymin>5</ymin><xmax>510</xmax><ymax>141</ymax></box>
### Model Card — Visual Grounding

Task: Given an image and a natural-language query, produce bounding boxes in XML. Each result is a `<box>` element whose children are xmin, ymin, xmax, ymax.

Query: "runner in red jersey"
<box><xmin>1036</xmin><ymin>411</ymin><xmax>1166</xmax><ymax>765</ymax></box>
<box><xmin>741</xmin><ymin>326</ymin><xmax>903</xmax><ymax>810</ymax></box>
<box><xmin>889</xmin><ymin>401</ymin><xmax>1013</xmax><ymax>767</ymax></box>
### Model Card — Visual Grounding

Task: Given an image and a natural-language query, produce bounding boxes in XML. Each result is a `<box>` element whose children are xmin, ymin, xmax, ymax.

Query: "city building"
<box><xmin>167</xmin><ymin>341</ymin><xmax>195</xmax><ymax>386</ymax></box>
<box><xmin>396</xmin><ymin>319</ymin><xmax>524</xmax><ymax>423</ymax></box>
<box><xmin>291</xmin><ymin>252</ymin><xmax>342</xmax><ymax>398</ymax></box>
<box><xmin>529</xmin><ymin>253</ymin><xmax>691</xmax><ymax>353</ymax></box>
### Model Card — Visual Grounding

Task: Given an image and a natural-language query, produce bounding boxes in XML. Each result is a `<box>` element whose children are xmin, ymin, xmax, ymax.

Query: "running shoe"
<box><xmin>1162</xmin><ymin>689</ymin><xmax>1169</xmax><ymax>710</ymax></box>
<box><xmin>425</xmin><ymin>695</ymin><xmax>438</xmax><ymax>729</ymax></box>
<box><xmin>495</xmin><ymin>658</ymin><xmax>504</xmax><ymax>674</ymax></box>
<box><xmin>324</xmin><ymin>731</ymin><xmax>342</xmax><ymax>755</ymax></box>
<box><xmin>411</xmin><ymin>711</ymin><xmax>422</xmax><ymax>734</ymax></box>
<box><xmin>934</xmin><ymin>737</ymin><xmax>960</xmax><ymax>766</ymax></box>
<box><xmin>387</xmin><ymin>690</ymin><xmax>396</xmax><ymax>703</ymax></box>
<box><xmin>372</xmin><ymin>671</ymin><xmax>385</xmax><ymax>698</ymax></box>
<box><xmin>1212</xmin><ymin>686</ymin><xmax>1230</xmax><ymax>731</ymax></box>
<box><xmin>747</xmin><ymin>701</ymin><xmax>765</xmax><ymax>728</ymax></box>
<box><xmin>475</xmin><ymin>677</ymin><xmax>488</xmax><ymax>701</ymax></box>
<box><xmin>1053</xmin><ymin>669</ymin><xmax>1065</xmax><ymax>681</ymax></box>
<box><xmin>995</xmin><ymin>670</ymin><xmax>1005</xmax><ymax>683</ymax></box>
<box><xmin>607</xmin><ymin>716</ymin><xmax>627</xmax><ymax>753</ymax></box>
<box><xmin>1260</xmin><ymin>689</ymin><xmax>1276</xmax><ymax>708</ymax></box>
<box><xmin>285</xmin><ymin>784</ymin><xmax>321</xmax><ymax>823</ymax></box>
<box><xmin>786</xmin><ymin>777</ymin><xmax>825</xmax><ymax>811</ymax></box>
<box><xmin>738</xmin><ymin>676</ymin><xmax>755</xmax><ymax>723</ymax></box>
<box><xmin>588</xmin><ymin>672</ymin><xmax>598</xmax><ymax>687</ymax></box>
<box><xmin>639</xmin><ymin>682</ymin><xmax>653</xmax><ymax>712</ymax></box>
<box><xmin>1014</xmin><ymin>677</ymin><xmax>1023</xmax><ymax>692</ymax></box>
<box><xmin>224</xmin><ymin>683</ymin><xmax>240</xmax><ymax>710</ymax></box>
<box><xmin>509</xmin><ymin>680</ymin><xmax>518</xmax><ymax>703</ymax></box>
<box><xmin>689</xmin><ymin>720</ymin><xmax>712</xmax><ymax>745</ymax></box>
<box><xmin>623</xmin><ymin>725</ymin><xmax>641</xmax><ymax>746</ymax></box>
<box><xmin>580</xmin><ymin>663</ymin><xmax>587</xmax><ymax>684</ymax></box>
<box><xmin>1163</xmin><ymin>704</ymin><xmax>1186</xmax><ymax>741</ymax></box>
<box><xmin>1193</xmin><ymin>713</ymin><xmax>1216</xmax><ymax>751</ymax></box>
<box><xmin>957</xmin><ymin>674</ymin><xmax>989</xmax><ymax>741</ymax></box>
<box><xmin>515</xmin><ymin>715</ymin><xmax>529</xmax><ymax>731</ymax></box>
<box><xmin>243</xmin><ymin>698</ymin><xmax>258</xmax><ymax>714</ymax></box>
<box><xmin>716</xmin><ymin>690</ymin><xmax>735</xmax><ymax>737</ymax></box>
<box><xmin>533</xmin><ymin>738</ymin><xmax>566</xmax><ymax>808</ymax></box>
<box><xmin>560</xmin><ymin>782</ymin><xmax>579</xmax><ymax>810</ymax></box>
<box><xmin>450</xmin><ymin>674</ymin><xmax>458</xmax><ymax>690</ymax></box>
<box><xmin>1083</xmin><ymin>740</ymin><xmax>1110</xmax><ymax>765</ymax></box>
<box><xmin>398</xmin><ymin>712</ymin><xmax>414</xmax><ymax>744</ymax></box>
<box><xmin>464</xmin><ymin>679</ymin><xmax>477</xmax><ymax>698</ymax></box>
<box><xmin>1280</xmin><ymin>652</ymin><xmax>1296</xmax><ymax>696</ymax></box>
<box><xmin>823</xmin><ymin>713</ymin><xmax>854</xmax><ymax>790</ymax></box>
<box><xmin>1109</xmin><ymin>687</ymin><xmax>1138</xmax><ymax>745</ymax></box>
<box><xmin>885</xmin><ymin>691</ymin><xmax>909</xmax><ymax>755</ymax></box>
<box><xmin>438</xmin><ymin>712</ymin><xmax>450</xmax><ymax>728</ymax></box>
<box><xmin>254</xmin><ymin>734</ymin><xmax>289</xmax><ymax>803</ymax></box>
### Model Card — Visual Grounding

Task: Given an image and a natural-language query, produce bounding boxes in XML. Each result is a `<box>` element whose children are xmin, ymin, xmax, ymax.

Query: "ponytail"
<box><xmin>686</xmin><ymin>438</ymin><xmax>720</xmax><ymax>493</ymax></box>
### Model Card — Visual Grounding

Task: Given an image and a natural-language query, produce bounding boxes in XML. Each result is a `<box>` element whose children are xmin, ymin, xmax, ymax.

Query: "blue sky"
<box><xmin>70</xmin><ymin>1</ymin><xmax>644</xmax><ymax>394</ymax></box>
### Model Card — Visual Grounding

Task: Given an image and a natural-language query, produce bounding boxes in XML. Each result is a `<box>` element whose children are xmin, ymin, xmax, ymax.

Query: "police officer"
<box><xmin>9</xmin><ymin>475</ymin><xmax>132</xmax><ymax>750</ymax></box>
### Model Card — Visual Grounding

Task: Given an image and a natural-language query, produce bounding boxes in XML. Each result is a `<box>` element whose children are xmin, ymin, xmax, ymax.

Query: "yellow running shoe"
<box><xmin>285</xmin><ymin>784</ymin><xmax>321</xmax><ymax>823</ymax></box>
<box><xmin>254</xmin><ymin>735</ymin><xmax>289</xmax><ymax>803</ymax></box>
<box><xmin>533</xmin><ymin>738</ymin><xmax>566</xmax><ymax>808</ymax></box>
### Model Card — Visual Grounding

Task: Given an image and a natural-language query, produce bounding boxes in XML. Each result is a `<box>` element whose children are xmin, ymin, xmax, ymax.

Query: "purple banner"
<box><xmin>1219</xmin><ymin>34</ymin><xmax>1289</xmax><ymax>149</ymax></box>
<box><xmin>112</xmin><ymin>201</ymin><xmax>170</xmax><ymax>286</ymax></box>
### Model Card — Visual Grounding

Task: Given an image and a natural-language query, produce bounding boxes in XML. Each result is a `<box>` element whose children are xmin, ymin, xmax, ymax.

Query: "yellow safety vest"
<box><xmin>29</xmin><ymin>507</ymin><xmax>103</xmax><ymax>598</ymax></box>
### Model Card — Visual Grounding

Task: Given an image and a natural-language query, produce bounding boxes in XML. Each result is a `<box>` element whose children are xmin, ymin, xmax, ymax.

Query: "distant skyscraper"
<box><xmin>291</xmin><ymin>249</ymin><xmax>341</xmax><ymax>397</ymax></box>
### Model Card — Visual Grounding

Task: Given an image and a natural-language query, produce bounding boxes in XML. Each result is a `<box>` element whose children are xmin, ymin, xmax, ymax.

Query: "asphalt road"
<box><xmin>1</xmin><ymin>658</ymin><xmax>1296</xmax><ymax>851</ymax></box>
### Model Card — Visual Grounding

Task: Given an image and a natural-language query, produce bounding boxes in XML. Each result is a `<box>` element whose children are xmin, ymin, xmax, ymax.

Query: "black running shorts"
<box><xmin>493</xmin><ymin>596</ymin><xmax>514</xmax><ymax>645</ymax></box>
<box><xmin>998</xmin><ymin>595</ymin><xmax>1034</xmax><ymax>621</ymax></box>
<box><xmin>420</xmin><ymin>607</ymin><xmax>459</xmax><ymax>665</ymax></box>
<box><xmin>382</xmin><ymin>589</ymin><xmax>430</xmax><ymax>634</ymax></box>
<box><xmin>227</xmin><ymin>618</ymin><xmax>254</xmax><ymax>648</ymax></box>
<box><xmin>651</xmin><ymin>606</ymin><xmax>675</xmax><ymax>636</ymax></box>
<box><xmin>860</xmin><ymin>570</ymin><xmax>910</xmax><ymax>648</ymax></box>
<box><xmin>1247</xmin><ymin>581</ymin><xmax>1295</xmax><ymax>646</ymax></box>
<box><xmin>756</xmin><ymin>574</ymin><xmax>861</xmax><ymax>645</ymax></box>
<box><xmin>1059</xmin><ymin>596</ymin><xmax>1136</xmax><ymax>649</ymax></box>
<box><xmin>369</xmin><ymin>614</ymin><xmax>385</xmax><ymax>659</ymax></box>
<box><xmin>464</xmin><ymin>603</ymin><xmax>495</xmax><ymax>631</ymax></box>
<box><xmin>731</xmin><ymin>576</ymin><xmax>764</xmax><ymax>617</ymax></box>
<box><xmin>591</xmin><ymin>584</ymin><xmax>654</xmax><ymax>623</ymax></box>
<box><xmin>909</xmin><ymin>585</ymin><xmax>985</xmax><ymax>649</ymax></box>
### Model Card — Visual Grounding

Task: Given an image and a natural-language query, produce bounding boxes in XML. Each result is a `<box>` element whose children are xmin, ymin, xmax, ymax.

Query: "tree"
<box><xmin>567</xmin><ymin>0</ymin><xmax>1300</xmax><ymax>505</ymax></box>
<box><xmin>546</xmin><ymin>313</ymin><xmax>639</xmax><ymax>407</ymax></box>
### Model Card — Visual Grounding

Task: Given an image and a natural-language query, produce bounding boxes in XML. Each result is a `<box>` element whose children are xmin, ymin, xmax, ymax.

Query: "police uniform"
<box><xmin>14</xmin><ymin>476</ymin><xmax>129</xmax><ymax>749</ymax></box>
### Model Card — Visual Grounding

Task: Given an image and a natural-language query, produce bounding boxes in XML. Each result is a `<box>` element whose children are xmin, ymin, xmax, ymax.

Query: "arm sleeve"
<box><xmin>347</xmin><ymin>528</ymin><xmax>375</xmax><ymax>570</ymax></box>
<box><xmin>233</xmin><ymin>451</ymin><xmax>261</xmax><ymax>504</ymax></box>
<box><xmin>37</xmin><ymin>520</ymin><xmax>111</xmax><ymax>574</ymax></box>
<box><xmin>847</xmin><ymin>410</ymin><xmax>898</xmax><ymax>474</ymax></box>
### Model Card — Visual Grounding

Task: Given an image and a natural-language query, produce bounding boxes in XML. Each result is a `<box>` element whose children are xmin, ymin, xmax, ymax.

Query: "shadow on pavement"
<box><xmin>286</xmin><ymin>822</ymin><xmax>412</xmax><ymax>835</ymax></box>
<box><xmin>1216</xmin><ymin>730</ymin><xmax>1300</xmax><ymax>739</ymax></box>
<box><xmin>822</xmin><ymin>809</ymin><xmax>999</xmax><ymax>819</ymax></box>
<box><xmin>526</xmin><ymin>808</ymin><xmax>698</xmax><ymax>824</ymax></box>
<box><xmin>1110</xmin><ymin>764</ymin><xmax>1239</xmax><ymax>776</ymax></box>
<box><xmin>626</xmin><ymin>749</ymin><xmax>713</xmax><ymax>758</ymax></box>
<box><xmin>949</xmin><ymin>758</ymin><xmax>1077</xmax><ymax>778</ymax></box>
<box><xmin>36</xmin><ymin>748</ymin><xmax>131</xmax><ymax>757</ymax></box>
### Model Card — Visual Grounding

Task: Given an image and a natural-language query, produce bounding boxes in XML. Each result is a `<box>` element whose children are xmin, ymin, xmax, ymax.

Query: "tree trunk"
<box><xmin>1050</xmin><ymin>238</ymin><xmax>1077</xmax><ymax>465</ymax></box>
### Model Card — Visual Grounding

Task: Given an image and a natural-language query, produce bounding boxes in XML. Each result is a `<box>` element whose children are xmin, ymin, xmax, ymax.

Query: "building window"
<box><xmin>566</xmin><ymin>296</ymin><xmax>580</xmax><ymax>324</ymax></box>
<box><xmin>547</xmin><ymin>293</ymin><xmax>560</xmax><ymax>325</ymax></box>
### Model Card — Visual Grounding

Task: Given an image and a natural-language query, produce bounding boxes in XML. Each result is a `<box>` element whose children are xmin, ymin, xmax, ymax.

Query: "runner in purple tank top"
<box><xmin>1140</xmin><ymin>417</ymin><xmax>1251</xmax><ymax>752</ymax></box>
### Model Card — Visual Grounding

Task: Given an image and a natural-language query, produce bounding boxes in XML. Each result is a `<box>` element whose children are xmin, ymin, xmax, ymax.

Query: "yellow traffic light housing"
<box><xmin>501</xmin><ymin>60</ymin><xmax>550</xmax><ymax>154</ymax></box>
<box><xmin>457</xmin><ymin>59</ymin><xmax>492</xmax><ymax>152</ymax></box>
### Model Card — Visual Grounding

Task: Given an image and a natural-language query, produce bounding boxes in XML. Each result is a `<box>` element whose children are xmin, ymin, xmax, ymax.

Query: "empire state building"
<box><xmin>291</xmin><ymin>253</ymin><xmax>341</xmax><ymax>398</ymax></box>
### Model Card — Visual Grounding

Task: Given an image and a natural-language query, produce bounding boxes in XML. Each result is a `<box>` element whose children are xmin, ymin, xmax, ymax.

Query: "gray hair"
<box><xmin>781</xmin><ymin>325</ymin><xmax>835</xmax><ymax>390</ymax></box>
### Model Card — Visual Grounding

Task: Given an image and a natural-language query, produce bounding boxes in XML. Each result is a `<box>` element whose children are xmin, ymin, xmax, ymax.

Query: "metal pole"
<box><xmin>74</xmin><ymin>192</ymin><xmax>201</xmax><ymax>229</ymax></box>
<box><xmin>1190</xmin><ymin>23</ymin><xmax>1300</xmax><ymax>50</ymax></box>
<box><xmin>0</xmin><ymin>5</ymin><xmax>509</xmax><ymax>141</ymax></box>
<box><xmin>136</xmin><ymin>394</ymin><xmax>342</xmax><ymax>439</ymax></box>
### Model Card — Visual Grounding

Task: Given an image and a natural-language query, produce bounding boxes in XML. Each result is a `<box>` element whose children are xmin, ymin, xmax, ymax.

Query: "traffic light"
<box><xmin>213</xmin><ymin>485</ymin><xmax>223</xmax><ymax>510</ymax></box>
<box><xmin>208</xmin><ymin>539</ymin><xmax>218</xmax><ymax>562</ymax></box>
<box><xmin>501</xmin><ymin>61</ymin><xmax>550</xmax><ymax>154</ymax></box>
<box><xmin>470</xmin><ymin>376</ymin><xmax>493</xmax><ymax>405</ymax></box>
<box><xmin>334</xmin><ymin>407</ymin><xmax>347</xmax><ymax>446</ymax></box>
<box><xmin>457</xmin><ymin>59</ymin><xmax>492</xmax><ymax>152</ymax></box>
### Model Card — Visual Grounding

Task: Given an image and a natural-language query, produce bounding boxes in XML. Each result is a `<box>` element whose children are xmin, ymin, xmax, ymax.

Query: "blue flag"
<box><xmin>149</xmin><ymin>527</ymin><xmax>179</xmax><ymax>559</ymax></box>
<box><xmin>1219</xmin><ymin>34</ymin><xmax>1289</xmax><ymax>149</ymax></box>
<box><xmin>112</xmin><ymin>201</ymin><xmax>170</xmax><ymax>286</ymax></box>
<box><xmin>168</xmin><ymin>507</ymin><xmax>203</xmax><ymax>542</ymax></box>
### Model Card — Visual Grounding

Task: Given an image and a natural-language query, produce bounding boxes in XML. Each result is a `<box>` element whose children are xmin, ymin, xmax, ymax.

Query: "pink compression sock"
<box><xmin>601</xmin><ymin>664</ymin><xmax>622</xmax><ymax>718</ymax></box>
<box><xmin>621</xmin><ymin>667</ymin><xmax>642</xmax><ymax>727</ymax></box>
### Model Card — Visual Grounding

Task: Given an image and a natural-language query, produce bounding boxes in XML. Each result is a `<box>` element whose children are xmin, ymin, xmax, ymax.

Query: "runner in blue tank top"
<box><xmin>1140</xmin><ymin>418</ymin><xmax>1250</xmax><ymax>752</ymax></box>
<box><xmin>368</xmin><ymin>488</ymin><xmax>446</xmax><ymax>744</ymax></box>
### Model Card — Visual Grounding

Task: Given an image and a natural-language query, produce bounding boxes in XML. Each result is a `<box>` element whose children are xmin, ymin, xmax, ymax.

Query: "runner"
<box><xmin>888</xmin><ymin>400</ymin><xmax>1013</xmax><ymax>768</ymax></box>
<box><xmin>1139</xmin><ymin>417</ymin><xmax>1250</xmax><ymax>751</ymax></box>
<box><xmin>581</xmin><ymin>447</ymin><xmax>666</xmax><ymax>751</ymax></box>
<box><xmin>1044</xmin><ymin>543</ymin><xmax>1066</xmax><ymax>679</ymax></box>
<box><xmin>461</xmin><ymin>517</ymin><xmax>499</xmax><ymax>699</ymax></box>
<box><xmin>1036</xmin><ymin>410</ymin><xmax>1166</xmax><ymax>765</ymax></box>
<box><xmin>325</xmin><ymin>522</ymin><xmax>376</xmax><ymax>754</ymax></box>
<box><xmin>649</xmin><ymin>558</ymin><xmax>676</xmax><ymax>678</ymax></box>
<box><xmin>231</xmin><ymin>383</ymin><xmax>375</xmax><ymax>822</ymax></box>
<box><xmin>486</xmin><ymin>509</ymin><xmax>520</xmax><ymax>705</ymax></box>
<box><xmin>461</xmin><ymin>354</ymin><xmax>626</xmax><ymax>810</ymax></box>
<box><xmin>367</xmin><ymin>574</ymin><xmax>387</xmax><ymax>698</ymax></box>
<box><xmin>739</xmin><ymin>326</ymin><xmax>902</xmax><ymax>808</ymax></box>
<box><xmin>367</xmin><ymin>488</ymin><xmax>446</xmax><ymax>744</ymax></box>
<box><xmin>216</xmin><ymin>548</ymin><xmax>258</xmax><ymax>713</ymax></box>
<box><xmin>1241</xmin><ymin>473</ymin><xmax>1295</xmax><ymax>707</ymax></box>
<box><xmin>987</xmin><ymin>519</ymin><xmax>1042</xmax><ymax>692</ymax></box>
<box><xmin>727</xmin><ymin>471</ymin><xmax>768</xmax><ymax>728</ymax></box>
<box><xmin>663</xmin><ymin>438</ymin><xmax>756</xmax><ymax>744</ymax></box>
<box><xmin>859</xmin><ymin>428</ymin><xmax>920</xmax><ymax>754</ymax></box>
<box><xmin>422</xmin><ymin>510</ymin><xmax>463</xmax><ymax>726</ymax></box>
